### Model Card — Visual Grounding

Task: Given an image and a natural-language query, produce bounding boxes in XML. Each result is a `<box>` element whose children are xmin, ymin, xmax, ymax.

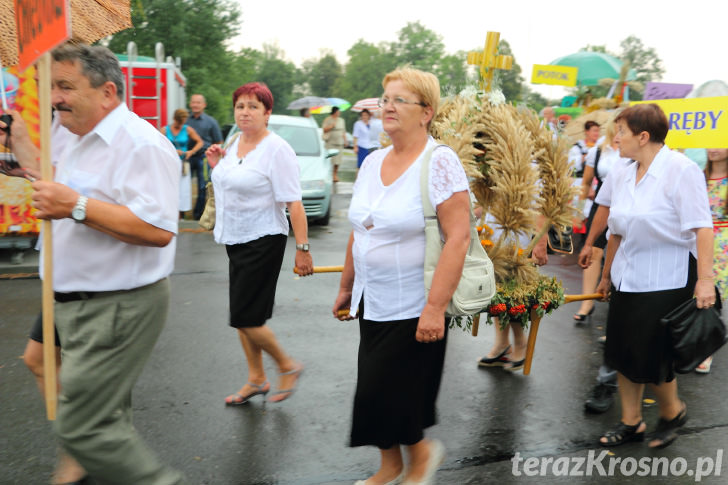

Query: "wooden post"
<box><xmin>39</xmin><ymin>53</ymin><xmax>56</xmax><ymax>420</ymax></box>
<box><xmin>523</xmin><ymin>309</ymin><xmax>542</xmax><ymax>375</ymax></box>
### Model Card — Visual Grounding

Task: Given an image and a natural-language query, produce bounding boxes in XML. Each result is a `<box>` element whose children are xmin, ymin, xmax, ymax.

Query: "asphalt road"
<box><xmin>1</xmin><ymin>155</ymin><xmax>727</xmax><ymax>484</ymax></box>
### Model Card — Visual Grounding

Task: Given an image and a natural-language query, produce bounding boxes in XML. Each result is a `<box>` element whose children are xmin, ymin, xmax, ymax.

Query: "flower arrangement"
<box><xmin>431</xmin><ymin>86</ymin><xmax>575</xmax><ymax>331</ymax></box>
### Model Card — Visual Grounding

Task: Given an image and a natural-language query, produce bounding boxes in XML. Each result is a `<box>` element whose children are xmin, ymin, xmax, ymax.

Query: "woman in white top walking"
<box><xmin>333</xmin><ymin>68</ymin><xmax>470</xmax><ymax>485</ymax></box>
<box><xmin>595</xmin><ymin>104</ymin><xmax>714</xmax><ymax>449</ymax></box>
<box><xmin>206</xmin><ymin>82</ymin><xmax>313</xmax><ymax>405</ymax></box>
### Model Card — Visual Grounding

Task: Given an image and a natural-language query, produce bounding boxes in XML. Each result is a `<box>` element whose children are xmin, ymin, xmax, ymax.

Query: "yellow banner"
<box><xmin>632</xmin><ymin>97</ymin><xmax>728</xmax><ymax>148</ymax></box>
<box><xmin>531</xmin><ymin>64</ymin><xmax>578</xmax><ymax>87</ymax></box>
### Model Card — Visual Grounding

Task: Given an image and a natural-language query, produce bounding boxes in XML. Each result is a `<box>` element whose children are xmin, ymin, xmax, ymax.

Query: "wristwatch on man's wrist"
<box><xmin>71</xmin><ymin>195</ymin><xmax>88</xmax><ymax>223</ymax></box>
<box><xmin>295</xmin><ymin>243</ymin><xmax>310</xmax><ymax>252</ymax></box>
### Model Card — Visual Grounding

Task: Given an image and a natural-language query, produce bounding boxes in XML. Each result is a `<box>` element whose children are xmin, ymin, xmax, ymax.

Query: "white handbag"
<box><xmin>421</xmin><ymin>145</ymin><xmax>496</xmax><ymax>317</ymax></box>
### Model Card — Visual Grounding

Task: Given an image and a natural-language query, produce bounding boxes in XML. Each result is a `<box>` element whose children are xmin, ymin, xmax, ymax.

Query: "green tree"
<box><xmin>436</xmin><ymin>52</ymin><xmax>469</xmax><ymax>95</ymax></box>
<box><xmin>301</xmin><ymin>52</ymin><xmax>343</xmax><ymax>97</ymax></box>
<box><xmin>106</xmin><ymin>0</ymin><xmax>241</xmax><ymax>122</ymax></box>
<box><xmin>256</xmin><ymin>44</ymin><xmax>297</xmax><ymax>115</ymax></box>
<box><xmin>495</xmin><ymin>40</ymin><xmax>524</xmax><ymax>102</ymax></box>
<box><xmin>619</xmin><ymin>35</ymin><xmax>665</xmax><ymax>84</ymax></box>
<box><xmin>391</xmin><ymin>21</ymin><xmax>446</xmax><ymax>71</ymax></box>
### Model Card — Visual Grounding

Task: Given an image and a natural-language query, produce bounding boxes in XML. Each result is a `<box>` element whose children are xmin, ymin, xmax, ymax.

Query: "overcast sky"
<box><xmin>230</xmin><ymin>0</ymin><xmax>724</xmax><ymax>99</ymax></box>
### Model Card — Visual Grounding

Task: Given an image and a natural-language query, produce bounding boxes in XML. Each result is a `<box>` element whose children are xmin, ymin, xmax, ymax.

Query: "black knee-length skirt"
<box><xmin>350</xmin><ymin>312</ymin><xmax>449</xmax><ymax>449</ymax></box>
<box><xmin>604</xmin><ymin>255</ymin><xmax>697</xmax><ymax>384</ymax></box>
<box><xmin>226</xmin><ymin>234</ymin><xmax>287</xmax><ymax>328</ymax></box>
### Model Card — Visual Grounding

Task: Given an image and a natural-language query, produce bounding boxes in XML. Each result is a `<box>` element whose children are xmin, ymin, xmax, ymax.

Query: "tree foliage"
<box><xmin>104</xmin><ymin>5</ymin><xmax>665</xmax><ymax>126</ymax></box>
<box><xmin>106</xmin><ymin>0</ymin><xmax>241</xmax><ymax>122</ymax></box>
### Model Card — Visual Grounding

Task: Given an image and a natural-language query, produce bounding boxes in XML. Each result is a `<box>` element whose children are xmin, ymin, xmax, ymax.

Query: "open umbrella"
<box><xmin>286</xmin><ymin>96</ymin><xmax>329</xmax><ymax>110</ymax></box>
<box><xmin>310</xmin><ymin>97</ymin><xmax>351</xmax><ymax>114</ymax></box>
<box><xmin>351</xmin><ymin>97</ymin><xmax>380</xmax><ymax>112</ymax></box>
<box><xmin>549</xmin><ymin>51</ymin><xmax>636</xmax><ymax>87</ymax></box>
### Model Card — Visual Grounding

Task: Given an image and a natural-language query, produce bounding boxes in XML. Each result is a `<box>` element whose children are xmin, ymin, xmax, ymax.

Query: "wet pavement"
<box><xmin>1</xmin><ymin>155</ymin><xmax>727</xmax><ymax>484</ymax></box>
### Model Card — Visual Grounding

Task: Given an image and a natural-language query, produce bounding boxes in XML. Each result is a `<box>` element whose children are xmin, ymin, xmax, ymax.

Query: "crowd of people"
<box><xmin>1</xmin><ymin>40</ymin><xmax>726</xmax><ymax>484</ymax></box>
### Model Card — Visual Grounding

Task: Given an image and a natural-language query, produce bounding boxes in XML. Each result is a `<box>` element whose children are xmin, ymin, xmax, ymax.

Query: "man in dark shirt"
<box><xmin>186</xmin><ymin>94</ymin><xmax>223</xmax><ymax>219</ymax></box>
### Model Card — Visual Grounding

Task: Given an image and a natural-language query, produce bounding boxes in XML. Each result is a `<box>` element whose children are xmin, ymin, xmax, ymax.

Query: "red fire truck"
<box><xmin>0</xmin><ymin>42</ymin><xmax>186</xmax><ymax>264</ymax></box>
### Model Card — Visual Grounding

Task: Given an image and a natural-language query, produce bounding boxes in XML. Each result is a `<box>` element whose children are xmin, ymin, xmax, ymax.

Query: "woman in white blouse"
<box><xmin>332</xmin><ymin>68</ymin><xmax>470</xmax><ymax>485</ymax></box>
<box><xmin>574</xmin><ymin>118</ymin><xmax>631</xmax><ymax>322</ymax></box>
<box><xmin>595</xmin><ymin>104</ymin><xmax>715</xmax><ymax>449</ymax></box>
<box><xmin>206</xmin><ymin>82</ymin><xmax>313</xmax><ymax>405</ymax></box>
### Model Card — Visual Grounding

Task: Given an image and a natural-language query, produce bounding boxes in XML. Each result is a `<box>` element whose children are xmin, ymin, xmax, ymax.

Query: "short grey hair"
<box><xmin>52</xmin><ymin>43</ymin><xmax>124</xmax><ymax>100</ymax></box>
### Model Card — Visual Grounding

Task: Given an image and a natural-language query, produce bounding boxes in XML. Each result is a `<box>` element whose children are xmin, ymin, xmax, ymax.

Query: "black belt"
<box><xmin>54</xmin><ymin>291</ymin><xmax>98</xmax><ymax>303</ymax></box>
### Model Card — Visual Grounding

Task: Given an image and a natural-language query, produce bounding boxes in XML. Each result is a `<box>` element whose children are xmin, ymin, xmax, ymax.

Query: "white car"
<box><xmin>224</xmin><ymin>115</ymin><xmax>336</xmax><ymax>225</ymax></box>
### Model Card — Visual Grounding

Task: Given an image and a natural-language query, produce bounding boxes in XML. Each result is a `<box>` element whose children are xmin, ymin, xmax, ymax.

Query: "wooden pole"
<box><xmin>523</xmin><ymin>309</ymin><xmax>542</xmax><ymax>376</ymax></box>
<box><xmin>293</xmin><ymin>265</ymin><xmax>344</xmax><ymax>275</ymax></box>
<box><xmin>471</xmin><ymin>314</ymin><xmax>480</xmax><ymax>336</ymax></box>
<box><xmin>39</xmin><ymin>53</ymin><xmax>56</xmax><ymax>420</ymax></box>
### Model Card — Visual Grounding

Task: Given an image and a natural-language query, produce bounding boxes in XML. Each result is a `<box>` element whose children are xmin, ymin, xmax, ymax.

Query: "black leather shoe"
<box><xmin>585</xmin><ymin>383</ymin><xmax>616</xmax><ymax>413</ymax></box>
<box><xmin>478</xmin><ymin>345</ymin><xmax>511</xmax><ymax>367</ymax></box>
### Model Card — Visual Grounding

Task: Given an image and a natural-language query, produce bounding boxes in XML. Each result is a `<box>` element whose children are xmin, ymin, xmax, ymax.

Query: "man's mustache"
<box><xmin>54</xmin><ymin>104</ymin><xmax>72</xmax><ymax>112</ymax></box>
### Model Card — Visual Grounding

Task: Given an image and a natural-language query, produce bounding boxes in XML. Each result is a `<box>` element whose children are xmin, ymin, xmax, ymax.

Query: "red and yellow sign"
<box><xmin>1</xmin><ymin>65</ymin><xmax>40</xmax><ymax>235</ymax></box>
<box><xmin>14</xmin><ymin>0</ymin><xmax>71</xmax><ymax>71</ymax></box>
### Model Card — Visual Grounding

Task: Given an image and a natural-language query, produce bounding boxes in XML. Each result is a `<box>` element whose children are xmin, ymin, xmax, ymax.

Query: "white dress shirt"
<box><xmin>348</xmin><ymin>138</ymin><xmax>469</xmax><ymax>321</ymax></box>
<box><xmin>211</xmin><ymin>131</ymin><xmax>301</xmax><ymax>245</ymax></box>
<box><xmin>607</xmin><ymin>146</ymin><xmax>712</xmax><ymax>292</ymax></box>
<box><xmin>44</xmin><ymin>103</ymin><xmax>180</xmax><ymax>292</ymax></box>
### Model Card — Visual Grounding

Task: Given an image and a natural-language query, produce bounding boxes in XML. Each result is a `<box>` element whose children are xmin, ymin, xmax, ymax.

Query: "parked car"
<box><xmin>224</xmin><ymin>115</ymin><xmax>335</xmax><ymax>225</ymax></box>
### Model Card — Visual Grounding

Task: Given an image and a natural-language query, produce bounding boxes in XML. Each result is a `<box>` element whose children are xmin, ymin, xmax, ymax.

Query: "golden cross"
<box><xmin>467</xmin><ymin>31</ymin><xmax>513</xmax><ymax>92</ymax></box>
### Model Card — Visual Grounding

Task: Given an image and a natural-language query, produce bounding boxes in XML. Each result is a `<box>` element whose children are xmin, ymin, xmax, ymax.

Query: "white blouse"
<box><xmin>607</xmin><ymin>146</ymin><xmax>712</xmax><ymax>292</ymax></box>
<box><xmin>585</xmin><ymin>144</ymin><xmax>630</xmax><ymax>182</ymax></box>
<box><xmin>45</xmin><ymin>104</ymin><xmax>179</xmax><ymax>292</ymax></box>
<box><xmin>211</xmin><ymin>132</ymin><xmax>301</xmax><ymax>245</ymax></box>
<box><xmin>348</xmin><ymin>138</ymin><xmax>469</xmax><ymax>321</ymax></box>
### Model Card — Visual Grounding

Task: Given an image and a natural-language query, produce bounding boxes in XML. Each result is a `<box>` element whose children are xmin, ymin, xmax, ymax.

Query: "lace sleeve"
<box><xmin>429</xmin><ymin>146</ymin><xmax>469</xmax><ymax>208</ymax></box>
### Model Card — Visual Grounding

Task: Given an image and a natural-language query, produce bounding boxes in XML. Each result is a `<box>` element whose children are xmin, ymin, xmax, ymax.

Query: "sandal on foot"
<box><xmin>269</xmin><ymin>366</ymin><xmax>303</xmax><ymax>403</ymax></box>
<box><xmin>224</xmin><ymin>381</ymin><xmax>270</xmax><ymax>406</ymax></box>
<box><xmin>599</xmin><ymin>421</ymin><xmax>645</xmax><ymax>447</ymax></box>
<box><xmin>478</xmin><ymin>345</ymin><xmax>511</xmax><ymax>367</ymax></box>
<box><xmin>695</xmin><ymin>357</ymin><xmax>713</xmax><ymax>374</ymax></box>
<box><xmin>648</xmin><ymin>403</ymin><xmax>687</xmax><ymax>449</ymax></box>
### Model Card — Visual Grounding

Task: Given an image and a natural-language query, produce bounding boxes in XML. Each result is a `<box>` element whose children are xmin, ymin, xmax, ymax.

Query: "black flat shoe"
<box><xmin>478</xmin><ymin>345</ymin><xmax>511</xmax><ymax>367</ymax></box>
<box><xmin>573</xmin><ymin>307</ymin><xmax>595</xmax><ymax>323</ymax></box>
<box><xmin>648</xmin><ymin>403</ymin><xmax>687</xmax><ymax>449</ymax></box>
<box><xmin>504</xmin><ymin>358</ymin><xmax>525</xmax><ymax>372</ymax></box>
<box><xmin>599</xmin><ymin>421</ymin><xmax>645</xmax><ymax>447</ymax></box>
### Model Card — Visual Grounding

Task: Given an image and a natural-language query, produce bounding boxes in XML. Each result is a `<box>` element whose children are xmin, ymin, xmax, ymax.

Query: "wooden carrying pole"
<box><xmin>522</xmin><ymin>293</ymin><xmax>604</xmax><ymax>375</ymax></box>
<box><xmin>39</xmin><ymin>54</ymin><xmax>57</xmax><ymax>420</ymax></box>
<box><xmin>298</xmin><ymin>266</ymin><xmax>605</xmax><ymax>376</ymax></box>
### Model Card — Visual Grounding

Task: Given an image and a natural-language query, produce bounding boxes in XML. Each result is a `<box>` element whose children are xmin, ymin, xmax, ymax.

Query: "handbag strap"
<box><xmin>419</xmin><ymin>143</ymin><xmax>477</xmax><ymax>240</ymax></box>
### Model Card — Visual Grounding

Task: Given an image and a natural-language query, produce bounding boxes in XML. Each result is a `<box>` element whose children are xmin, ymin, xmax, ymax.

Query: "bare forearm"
<box><xmin>601</xmin><ymin>234</ymin><xmax>621</xmax><ymax>281</ymax></box>
<box><xmin>695</xmin><ymin>227</ymin><xmax>714</xmax><ymax>280</ymax></box>
<box><xmin>84</xmin><ymin>199</ymin><xmax>174</xmax><ymax>247</ymax></box>
<box><xmin>585</xmin><ymin>205</ymin><xmax>609</xmax><ymax>247</ymax></box>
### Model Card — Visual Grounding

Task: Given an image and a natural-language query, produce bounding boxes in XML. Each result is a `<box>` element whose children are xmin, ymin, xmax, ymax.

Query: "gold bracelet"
<box><xmin>699</xmin><ymin>276</ymin><xmax>714</xmax><ymax>280</ymax></box>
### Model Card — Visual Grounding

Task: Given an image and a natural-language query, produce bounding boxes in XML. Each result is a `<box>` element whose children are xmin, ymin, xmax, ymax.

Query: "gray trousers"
<box><xmin>53</xmin><ymin>278</ymin><xmax>186</xmax><ymax>485</ymax></box>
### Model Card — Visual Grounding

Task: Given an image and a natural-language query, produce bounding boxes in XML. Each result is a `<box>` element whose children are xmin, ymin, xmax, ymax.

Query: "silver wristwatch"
<box><xmin>71</xmin><ymin>195</ymin><xmax>88</xmax><ymax>223</ymax></box>
<box><xmin>295</xmin><ymin>243</ymin><xmax>310</xmax><ymax>252</ymax></box>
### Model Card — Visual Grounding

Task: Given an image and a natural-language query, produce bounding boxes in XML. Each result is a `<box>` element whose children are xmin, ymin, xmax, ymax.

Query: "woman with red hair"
<box><xmin>206</xmin><ymin>82</ymin><xmax>314</xmax><ymax>404</ymax></box>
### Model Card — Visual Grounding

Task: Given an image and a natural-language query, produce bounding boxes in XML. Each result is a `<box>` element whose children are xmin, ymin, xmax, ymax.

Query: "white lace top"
<box><xmin>348</xmin><ymin>138</ymin><xmax>469</xmax><ymax>321</ymax></box>
<box><xmin>211</xmin><ymin>132</ymin><xmax>301</xmax><ymax>245</ymax></box>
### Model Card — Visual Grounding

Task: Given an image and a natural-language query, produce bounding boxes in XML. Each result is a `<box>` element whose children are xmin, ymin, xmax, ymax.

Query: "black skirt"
<box><xmin>586</xmin><ymin>202</ymin><xmax>608</xmax><ymax>250</ymax></box>
<box><xmin>604</xmin><ymin>255</ymin><xmax>697</xmax><ymax>384</ymax></box>
<box><xmin>350</xmin><ymin>313</ymin><xmax>448</xmax><ymax>449</ymax></box>
<box><xmin>226</xmin><ymin>234</ymin><xmax>287</xmax><ymax>328</ymax></box>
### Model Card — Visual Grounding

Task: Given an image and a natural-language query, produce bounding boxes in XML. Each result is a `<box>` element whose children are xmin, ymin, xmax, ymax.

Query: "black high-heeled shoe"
<box><xmin>478</xmin><ymin>345</ymin><xmax>511</xmax><ymax>367</ymax></box>
<box><xmin>573</xmin><ymin>307</ymin><xmax>595</xmax><ymax>323</ymax></box>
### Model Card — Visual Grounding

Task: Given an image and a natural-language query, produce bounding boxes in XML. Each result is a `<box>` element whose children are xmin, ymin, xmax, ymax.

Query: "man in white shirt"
<box><xmin>22</xmin><ymin>43</ymin><xmax>185</xmax><ymax>484</ymax></box>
